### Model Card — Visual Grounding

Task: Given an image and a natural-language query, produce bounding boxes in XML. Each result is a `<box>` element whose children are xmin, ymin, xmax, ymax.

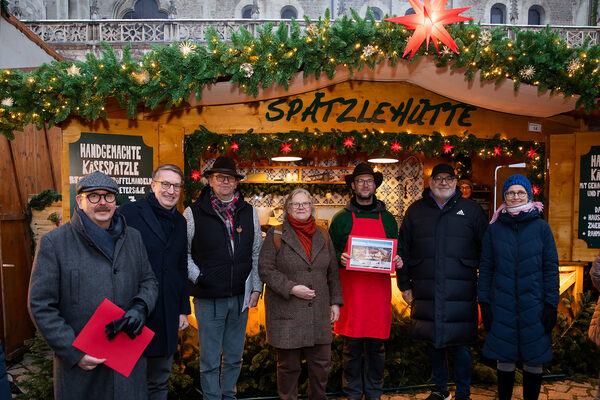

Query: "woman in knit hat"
<box><xmin>477</xmin><ymin>174</ymin><xmax>559</xmax><ymax>400</ymax></box>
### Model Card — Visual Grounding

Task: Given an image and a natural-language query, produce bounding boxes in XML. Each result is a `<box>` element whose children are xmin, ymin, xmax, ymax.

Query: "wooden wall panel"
<box><xmin>158</xmin><ymin>124</ymin><xmax>184</xmax><ymax>167</ymax></box>
<box><xmin>0</xmin><ymin>136</ymin><xmax>24</xmax><ymax>215</ymax></box>
<box><xmin>45</xmin><ymin>125</ymin><xmax>62</xmax><ymax>191</ymax></box>
<box><xmin>0</xmin><ymin>221</ymin><xmax>34</xmax><ymax>358</ymax></box>
<box><xmin>548</xmin><ymin>134</ymin><xmax>576</xmax><ymax>262</ymax></box>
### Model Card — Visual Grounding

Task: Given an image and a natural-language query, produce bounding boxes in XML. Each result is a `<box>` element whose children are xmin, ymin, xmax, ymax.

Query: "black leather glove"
<box><xmin>105</xmin><ymin>301</ymin><xmax>147</xmax><ymax>340</ymax></box>
<box><xmin>541</xmin><ymin>303</ymin><xmax>557</xmax><ymax>333</ymax></box>
<box><xmin>479</xmin><ymin>302</ymin><xmax>492</xmax><ymax>332</ymax></box>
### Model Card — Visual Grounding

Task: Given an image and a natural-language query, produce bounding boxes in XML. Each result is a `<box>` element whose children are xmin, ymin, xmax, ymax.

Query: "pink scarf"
<box><xmin>489</xmin><ymin>201</ymin><xmax>544</xmax><ymax>224</ymax></box>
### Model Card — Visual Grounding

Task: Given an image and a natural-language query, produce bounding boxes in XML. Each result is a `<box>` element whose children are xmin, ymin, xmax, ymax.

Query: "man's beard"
<box><xmin>356</xmin><ymin>192</ymin><xmax>373</xmax><ymax>202</ymax></box>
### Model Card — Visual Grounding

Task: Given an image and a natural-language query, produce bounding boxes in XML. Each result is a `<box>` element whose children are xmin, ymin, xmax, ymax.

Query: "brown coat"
<box><xmin>258</xmin><ymin>220</ymin><xmax>343</xmax><ymax>349</ymax></box>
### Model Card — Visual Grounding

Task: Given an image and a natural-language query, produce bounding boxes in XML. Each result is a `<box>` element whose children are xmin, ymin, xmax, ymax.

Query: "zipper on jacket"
<box><xmin>514</xmin><ymin>223</ymin><xmax>522</xmax><ymax>360</ymax></box>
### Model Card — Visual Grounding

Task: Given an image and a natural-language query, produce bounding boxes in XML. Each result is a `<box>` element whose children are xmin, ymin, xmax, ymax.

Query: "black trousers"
<box><xmin>341</xmin><ymin>336</ymin><xmax>385</xmax><ymax>400</ymax></box>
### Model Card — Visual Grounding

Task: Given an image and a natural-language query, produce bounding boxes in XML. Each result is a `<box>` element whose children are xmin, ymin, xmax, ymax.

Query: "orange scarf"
<box><xmin>287</xmin><ymin>214</ymin><xmax>316</xmax><ymax>260</ymax></box>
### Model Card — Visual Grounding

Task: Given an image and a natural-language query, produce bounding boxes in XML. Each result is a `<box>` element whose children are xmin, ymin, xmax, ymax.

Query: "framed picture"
<box><xmin>346</xmin><ymin>235</ymin><xmax>397</xmax><ymax>274</ymax></box>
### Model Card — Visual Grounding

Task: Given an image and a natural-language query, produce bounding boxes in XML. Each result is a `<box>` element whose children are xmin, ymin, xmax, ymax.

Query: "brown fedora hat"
<box><xmin>344</xmin><ymin>162</ymin><xmax>383</xmax><ymax>188</ymax></box>
<box><xmin>204</xmin><ymin>156</ymin><xmax>244</xmax><ymax>179</ymax></box>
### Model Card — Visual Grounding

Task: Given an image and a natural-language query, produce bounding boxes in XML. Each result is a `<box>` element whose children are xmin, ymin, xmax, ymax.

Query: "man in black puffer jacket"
<box><xmin>398</xmin><ymin>164</ymin><xmax>487</xmax><ymax>400</ymax></box>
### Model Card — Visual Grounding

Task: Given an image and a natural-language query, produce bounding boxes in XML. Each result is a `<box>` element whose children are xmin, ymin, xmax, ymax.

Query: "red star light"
<box><xmin>385</xmin><ymin>0</ymin><xmax>472</xmax><ymax>60</ymax></box>
<box><xmin>442</xmin><ymin>142</ymin><xmax>454</xmax><ymax>154</ymax></box>
<box><xmin>526</xmin><ymin>148</ymin><xmax>538</xmax><ymax>158</ymax></box>
<box><xmin>281</xmin><ymin>142</ymin><xmax>292</xmax><ymax>154</ymax></box>
<box><xmin>230</xmin><ymin>141</ymin><xmax>239</xmax><ymax>152</ymax></box>
<box><xmin>532</xmin><ymin>185</ymin><xmax>540</xmax><ymax>195</ymax></box>
<box><xmin>391</xmin><ymin>142</ymin><xmax>402</xmax><ymax>152</ymax></box>
<box><xmin>343</xmin><ymin>137</ymin><xmax>355</xmax><ymax>148</ymax></box>
<box><xmin>493</xmin><ymin>146</ymin><xmax>503</xmax><ymax>156</ymax></box>
<box><xmin>191</xmin><ymin>170</ymin><xmax>201</xmax><ymax>181</ymax></box>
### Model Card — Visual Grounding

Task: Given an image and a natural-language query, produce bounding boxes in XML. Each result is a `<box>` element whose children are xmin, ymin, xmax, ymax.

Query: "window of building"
<box><xmin>281</xmin><ymin>6</ymin><xmax>297</xmax><ymax>19</ymax></box>
<box><xmin>490</xmin><ymin>3</ymin><xmax>506</xmax><ymax>24</ymax></box>
<box><xmin>528</xmin><ymin>6</ymin><xmax>543</xmax><ymax>25</ymax></box>
<box><xmin>123</xmin><ymin>0</ymin><xmax>167</xmax><ymax>18</ymax></box>
<box><xmin>405</xmin><ymin>8</ymin><xmax>415</xmax><ymax>15</ymax></box>
<box><xmin>242</xmin><ymin>5</ymin><xmax>253</xmax><ymax>19</ymax></box>
<box><xmin>367</xmin><ymin>7</ymin><xmax>383</xmax><ymax>21</ymax></box>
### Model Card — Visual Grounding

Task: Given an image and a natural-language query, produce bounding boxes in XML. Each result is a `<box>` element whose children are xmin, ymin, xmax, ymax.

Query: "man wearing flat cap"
<box><xmin>328</xmin><ymin>162</ymin><xmax>403</xmax><ymax>400</ymax></box>
<box><xmin>28</xmin><ymin>170</ymin><xmax>158</xmax><ymax>400</ymax></box>
<box><xmin>398</xmin><ymin>163</ymin><xmax>487</xmax><ymax>400</ymax></box>
<box><xmin>183</xmin><ymin>156</ymin><xmax>263</xmax><ymax>400</ymax></box>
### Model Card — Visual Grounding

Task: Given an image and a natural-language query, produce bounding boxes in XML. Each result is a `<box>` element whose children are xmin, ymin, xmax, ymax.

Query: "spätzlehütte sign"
<box><xmin>69</xmin><ymin>132</ymin><xmax>153</xmax><ymax>211</ymax></box>
<box><xmin>578</xmin><ymin>145</ymin><xmax>600</xmax><ymax>248</ymax></box>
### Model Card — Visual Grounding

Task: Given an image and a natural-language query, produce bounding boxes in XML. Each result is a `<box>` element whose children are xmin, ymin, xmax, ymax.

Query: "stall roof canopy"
<box><xmin>189</xmin><ymin>57</ymin><xmax>578</xmax><ymax>119</ymax></box>
<box><xmin>0</xmin><ymin>12</ymin><xmax>63</xmax><ymax>70</ymax></box>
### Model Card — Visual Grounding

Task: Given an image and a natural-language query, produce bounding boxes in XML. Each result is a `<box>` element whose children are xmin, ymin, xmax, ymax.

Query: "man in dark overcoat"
<box><xmin>28</xmin><ymin>171</ymin><xmax>158</xmax><ymax>400</ymax></box>
<box><xmin>398</xmin><ymin>164</ymin><xmax>487</xmax><ymax>400</ymax></box>
<box><xmin>119</xmin><ymin>164</ymin><xmax>191</xmax><ymax>400</ymax></box>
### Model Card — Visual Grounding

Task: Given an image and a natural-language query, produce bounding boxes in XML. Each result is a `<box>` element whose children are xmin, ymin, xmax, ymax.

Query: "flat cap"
<box><xmin>76</xmin><ymin>171</ymin><xmax>119</xmax><ymax>194</ymax></box>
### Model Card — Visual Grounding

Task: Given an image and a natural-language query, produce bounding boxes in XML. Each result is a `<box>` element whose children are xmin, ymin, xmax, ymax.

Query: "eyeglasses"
<box><xmin>459</xmin><ymin>185</ymin><xmax>472</xmax><ymax>190</ymax></box>
<box><xmin>505</xmin><ymin>190</ymin><xmax>528</xmax><ymax>199</ymax></box>
<box><xmin>432</xmin><ymin>176</ymin><xmax>457</xmax><ymax>184</ymax></box>
<box><xmin>355</xmin><ymin>179</ymin><xmax>375</xmax><ymax>186</ymax></box>
<box><xmin>154</xmin><ymin>180</ymin><xmax>183</xmax><ymax>191</ymax></box>
<box><xmin>290</xmin><ymin>202</ymin><xmax>311</xmax><ymax>209</ymax></box>
<box><xmin>213</xmin><ymin>174</ymin><xmax>236</xmax><ymax>183</ymax></box>
<box><xmin>80</xmin><ymin>192</ymin><xmax>116</xmax><ymax>204</ymax></box>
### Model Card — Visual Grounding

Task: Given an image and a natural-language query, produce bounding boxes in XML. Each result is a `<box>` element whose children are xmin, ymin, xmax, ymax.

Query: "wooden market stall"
<box><xmin>54</xmin><ymin>58</ymin><xmax>598</xmax><ymax>331</ymax></box>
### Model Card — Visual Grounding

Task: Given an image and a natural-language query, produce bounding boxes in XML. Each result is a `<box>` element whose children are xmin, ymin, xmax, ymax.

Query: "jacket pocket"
<box><xmin>459</xmin><ymin>258</ymin><xmax>478</xmax><ymax>268</ymax></box>
<box><xmin>70</xmin><ymin>270</ymin><xmax>79</xmax><ymax>305</ymax></box>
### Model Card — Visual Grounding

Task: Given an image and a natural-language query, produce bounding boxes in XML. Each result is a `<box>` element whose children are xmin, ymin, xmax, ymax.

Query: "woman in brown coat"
<box><xmin>259</xmin><ymin>188</ymin><xmax>343</xmax><ymax>400</ymax></box>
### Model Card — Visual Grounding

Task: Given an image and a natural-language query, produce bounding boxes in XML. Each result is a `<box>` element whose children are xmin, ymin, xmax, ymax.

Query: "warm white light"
<box><xmin>271</xmin><ymin>156</ymin><xmax>302</xmax><ymax>162</ymax></box>
<box><xmin>368</xmin><ymin>158</ymin><xmax>399</xmax><ymax>164</ymax></box>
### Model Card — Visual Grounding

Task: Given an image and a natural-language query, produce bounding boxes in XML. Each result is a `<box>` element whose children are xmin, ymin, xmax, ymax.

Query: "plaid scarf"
<box><xmin>210</xmin><ymin>190</ymin><xmax>240</xmax><ymax>239</ymax></box>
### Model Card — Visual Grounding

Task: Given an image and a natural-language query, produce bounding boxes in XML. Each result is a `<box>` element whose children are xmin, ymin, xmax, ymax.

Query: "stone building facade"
<box><xmin>9</xmin><ymin>0</ymin><xmax>595</xmax><ymax>26</ymax></box>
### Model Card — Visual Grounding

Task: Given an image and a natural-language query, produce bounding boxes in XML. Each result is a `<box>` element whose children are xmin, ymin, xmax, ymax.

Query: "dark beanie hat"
<box><xmin>431</xmin><ymin>163</ymin><xmax>455</xmax><ymax>177</ymax></box>
<box><xmin>502</xmin><ymin>174</ymin><xmax>532</xmax><ymax>201</ymax></box>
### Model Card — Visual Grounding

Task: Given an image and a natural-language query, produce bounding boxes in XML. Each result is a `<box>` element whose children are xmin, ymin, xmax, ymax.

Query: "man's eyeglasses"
<box><xmin>80</xmin><ymin>192</ymin><xmax>116</xmax><ymax>204</ymax></box>
<box><xmin>290</xmin><ymin>202</ymin><xmax>311</xmax><ymax>209</ymax></box>
<box><xmin>355</xmin><ymin>179</ymin><xmax>375</xmax><ymax>186</ymax></box>
<box><xmin>432</xmin><ymin>176</ymin><xmax>457</xmax><ymax>184</ymax></box>
<box><xmin>505</xmin><ymin>190</ymin><xmax>528</xmax><ymax>199</ymax></box>
<box><xmin>213</xmin><ymin>174</ymin><xmax>236</xmax><ymax>183</ymax></box>
<box><xmin>154</xmin><ymin>180</ymin><xmax>183</xmax><ymax>191</ymax></box>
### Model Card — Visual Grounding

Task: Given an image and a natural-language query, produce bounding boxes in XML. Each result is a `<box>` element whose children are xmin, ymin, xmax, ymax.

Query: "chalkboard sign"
<box><xmin>578</xmin><ymin>145</ymin><xmax>600</xmax><ymax>248</ymax></box>
<box><xmin>68</xmin><ymin>132</ymin><xmax>153</xmax><ymax>212</ymax></box>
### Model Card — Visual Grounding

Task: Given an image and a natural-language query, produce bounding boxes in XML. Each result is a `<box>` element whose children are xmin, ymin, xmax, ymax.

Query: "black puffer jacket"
<box><xmin>398</xmin><ymin>189</ymin><xmax>488</xmax><ymax>348</ymax></box>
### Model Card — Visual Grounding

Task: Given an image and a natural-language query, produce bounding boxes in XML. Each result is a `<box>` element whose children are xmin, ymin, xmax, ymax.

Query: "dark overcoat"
<box><xmin>28</xmin><ymin>211</ymin><xmax>158</xmax><ymax>400</ymax></box>
<box><xmin>258</xmin><ymin>220</ymin><xmax>343</xmax><ymax>349</ymax></box>
<box><xmin>398</xmin><ymin>189</ymin><xmax>488</xmax><ymax>348</ymax></box>
<box><xmin>478</xmin><ymin>208</ymin><xmax>559</xmax><ymax>364</ymax></box>
<box><xmin>119</xmin><ymin>196</ymin><xmax>191</xmax><ymax>357</ymax></box>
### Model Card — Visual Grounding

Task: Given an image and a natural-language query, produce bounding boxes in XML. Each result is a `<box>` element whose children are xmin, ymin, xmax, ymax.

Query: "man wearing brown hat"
<box><xmin>398</xmin><ymin>163</ymin><xmax>487</xmax><ymax>400</ymax></box>
<box><xmin>28</xmin><ymin>171</ymin><xmax>158</xmax><ymax>400</ymax></box>
<box><xmin>183</xmin><ymin>156</ymin><xmax>263</xmax><ymax>400</ymax></box>
<box><xmin>328</xmin><ymin>162</ymin><xmax>403</xmax><ymax>400</ymax></box>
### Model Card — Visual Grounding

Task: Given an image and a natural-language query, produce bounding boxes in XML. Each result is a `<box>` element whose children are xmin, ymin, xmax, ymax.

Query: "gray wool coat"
<box><xmin>28</xmin><ymin>210</ymin><xmax>158</xmax><ymax>400</ymax></box>
<box><xmin>258</xmin><ymin>220</ymin><xmax>343</xmax><ymax>349</ymax></box>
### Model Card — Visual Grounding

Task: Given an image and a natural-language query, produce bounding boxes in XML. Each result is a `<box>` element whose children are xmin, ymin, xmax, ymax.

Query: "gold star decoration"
<box><xmin>132</xmin><ymin>70</ymin><xmax>150</xmax><ymax>84</ymax></box>
<box><xmin>519</xmin><ymin>65</ymin><xmax>536</xmax><ymax>80</ymax></box>
<box><xmin>179</xmin><ymin>41</ymin><xmax>197</xmax><ymax>56</ymax></box>
<box><xmin>567</xmin><ymin>59</ymin><xmax>581</xmax><ymax>74</ymax></box>
<box><xmin>1</xmin><ymin>98</ymin><xmax>14</xmax><ymax>107</ymax></box>
<box><xmin>66</xmin><ymin>64</ymin><xmax>81</xmax><ymax>76</ymax></box>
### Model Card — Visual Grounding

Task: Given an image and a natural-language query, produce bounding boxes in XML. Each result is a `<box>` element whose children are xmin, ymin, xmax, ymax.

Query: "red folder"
<box><xmin>72</xmin><ymin>298</ymin><xmax>154</xmax><ymax>377</ymax></box>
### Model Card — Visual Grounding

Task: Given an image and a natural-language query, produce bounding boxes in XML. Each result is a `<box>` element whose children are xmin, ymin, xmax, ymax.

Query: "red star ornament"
<box><xmin>385</xmin><ymin>0</ymin><xmax>472</xmax><ymax>60</ymax></box>
<box><xmin>493</xmin><ymin>146</ymin><xmax>502</xmax><ymax>156</ymax></box>
<box><xmin>280</xmin><ymin>142</ymin><xmax>292</xmax><ymax>154</ymax></box>
<box><xmin>343</xmin><ymin>137</ymin><xmax>355</xmax><ymax>148</ymax></box>
<box><xmin>526</xmin><ymin>148</ymin><xmax>537</xmax><ymax>158</ymax></box>
<box><xmin>391</xmin><ymin>142</ymin><xmax>402</xmax><ymax>152</ymax></box>
<box><xmin>230</xmin><ymin>141</ymin><xmax>239</xmax><ymax>152</ymax></box>
<box><xmin>191</xmin><ymin>170</ymin><xmax>201</xmax><ymax>181</ymax></box>
<box><xmin>442</xmin><ymin>142</ymin><xmax>454</xmax><ymax>154</ymax></box>
<box><xmin>532</xmin><ymin>185</ymin><xmax>540</xmax><ymax>195</ymax></box>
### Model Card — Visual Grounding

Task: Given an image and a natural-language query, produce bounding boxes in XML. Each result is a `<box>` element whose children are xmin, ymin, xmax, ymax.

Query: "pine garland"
<box><xmin>1</xmin><ymin>12</ymin><xmax>600</xmax><ymax>138</ymax></box>
<box><xmin>25</xmin><ymin>189</ymin><xmax>62</xmax><ymax>254</ymax></box>
<box><xmin>0</xmin><ymin>0</ymin><xmax>9</xmax><ymax>16</ymax></box>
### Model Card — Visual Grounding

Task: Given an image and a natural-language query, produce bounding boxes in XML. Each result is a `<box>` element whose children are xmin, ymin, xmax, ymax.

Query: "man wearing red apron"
<box><xmin>329</xmin><ymin>163</ymin><xmax>403</xmax><ymax>400</ymax></box>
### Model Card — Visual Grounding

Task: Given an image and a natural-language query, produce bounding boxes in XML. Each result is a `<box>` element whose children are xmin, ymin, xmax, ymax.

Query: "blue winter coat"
<box><xmin>119</xmin><ymin>196</ymin><xmax>191</xmax><ymax>357</ymax></box>
<box><xmin>478</xmin><ymin>207</ymin><xmax>559</xmax><ymax>364</ymax></box>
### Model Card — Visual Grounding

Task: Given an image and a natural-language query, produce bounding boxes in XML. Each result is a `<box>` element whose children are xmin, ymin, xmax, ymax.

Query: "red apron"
<box><xmin>333</xmin><ymin>212</ymin><xmax>392</xmax><ymax>339</ymax></box>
